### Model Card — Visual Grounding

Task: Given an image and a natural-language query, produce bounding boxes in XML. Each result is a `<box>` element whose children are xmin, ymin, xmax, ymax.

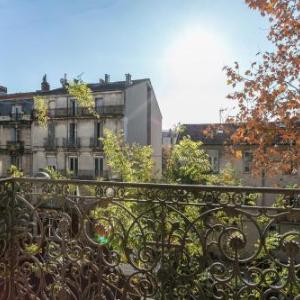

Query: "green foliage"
<box><xmin>8</xmin><ymin>165</ymin><xmax>23</xmax><ymax>178</ymax></box>
<box><xmin>25</xmin><ymin>243</ymin><xmax>41</xmax><ymax>255</ymax></box>
<box><xmin>166</xmin><ymin>136</ymin><xmax>211</xmax><ymax>184</ymax></box>
<box><xmin>67</xmin><ymin>80</ymin><xmax>96</xmax><ymax>115</ymax></box>
<box><xmin>207</xmin><ymin>163</ymin><xmax>242</xmax><ymax>186</ymax></box>
<box><xmin>34</xmin><ymin>96</ymin><xmax>48</xmax><ymax>127</ymax></box>
<box><xmin>43</xmin><ymin>166</ymin><xmax>67</xmax><ymax>180</ymax></box>
<box><xmin>102</xmin><ymin>129</ymin><xmax>153</xmax><ymax>182</ymax></box>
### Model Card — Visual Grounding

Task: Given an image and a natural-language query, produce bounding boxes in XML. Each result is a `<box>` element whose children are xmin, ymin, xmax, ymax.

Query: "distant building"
<box><xmin>0</xmin><ymin>74</ymin><xmax>162</xmax><ymax>179</ymax></box>
<box><xmin>176</xmin><ymin>123</ymin><xmax>299</xmax><ymax>187</ymax></box>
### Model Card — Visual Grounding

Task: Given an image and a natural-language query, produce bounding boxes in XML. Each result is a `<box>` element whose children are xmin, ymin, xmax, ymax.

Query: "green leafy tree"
<box><xmin>34</xmin><ymin>78</ymin><xmax>97</xmax><ymax>128</ymax></box>
<box><xmin>67</xmin><ymin>79</ymin><xmax>95</xmax><ymax>113</ymax></box>
<box><xmin>166</xmin><ymin>136</ymin><xmax>211</xmax><ymax>184</ymax></box>
<box><xmin>34</xmin><ymin>96</ymin><xmax>48</xmax><ymax>127</ymax></box>
<box><xmin>102</xmin><ymin>129</ymin><xmax>153</xmax><ymax>182</ymax></box>
<box><xmin>8</xmin><ymin>165</ymin><xmax>23</xmax><ymax>178</ymax></box>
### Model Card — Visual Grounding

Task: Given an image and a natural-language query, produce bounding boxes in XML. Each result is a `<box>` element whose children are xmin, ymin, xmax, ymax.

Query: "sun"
<box><xmin>160</xmin><ymin>24</ymin><xmax>234</xmax><ymax>127</ymax></box>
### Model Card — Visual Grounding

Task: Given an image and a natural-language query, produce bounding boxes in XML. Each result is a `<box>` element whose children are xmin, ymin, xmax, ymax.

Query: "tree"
<box><xmin>224</xmin><ymin>0</ymin><xmax>300</xmax><ymax>175</ymax></box>
<box><xmin>34</xmin><ymin>79</ymin><xmax>96</xmax><ymax>126</ymax></box>
<box><xmin>102</xmin><ymin>129</ymin><xmax>154</xmax><ymax>182</ymax></box>
<box><xmin>166</xmin><ymin>137</ymin><xmax>211</xmax><ymax>184</ymax></box>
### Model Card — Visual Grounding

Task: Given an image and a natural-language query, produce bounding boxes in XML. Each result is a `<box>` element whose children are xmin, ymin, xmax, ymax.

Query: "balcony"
<box><xmin>45</xmin><ymin>105</ymin><xmax>124</xmax><ymax>119</ymax></box>
<box><xmin>0</xmin><ymin>113</ymin><xmax>32</xmax><ymax>122</ymax></box>
<box><xmin>0</xmin><ymin>177</ymin><xmax>299</xmax><ymax>298</ymax></box>
<box><xmin>44</xmin><ymin>138</ymin><xmax>58</xmax><ymax>151</ymax></box>
<box><xmin>90</xmin><ymin>137</ymin><xmax>103</xmax><ymax>149</ymax></box>
<box><xmin>63</xmin><ymin>137</ymin><xmax>81</xmax><ymax>149</ymax></box>
<box><xmin>6</xmin><ymin>141</ymin><xmax>24</xmax><ymax>153</ymax></box>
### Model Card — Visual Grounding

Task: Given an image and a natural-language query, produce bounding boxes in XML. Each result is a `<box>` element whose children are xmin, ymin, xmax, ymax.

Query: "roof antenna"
<box><xmin>219</xmin><ymin>108</ymin><xmax>226</xmax><ymax>124</ymax></box>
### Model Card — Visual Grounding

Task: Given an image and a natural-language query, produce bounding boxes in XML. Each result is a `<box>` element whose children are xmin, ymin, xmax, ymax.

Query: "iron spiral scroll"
<box><xmin>0</xmin><ymin>178</ymin><xmax>299</xmax><ymax>299</ymax></box>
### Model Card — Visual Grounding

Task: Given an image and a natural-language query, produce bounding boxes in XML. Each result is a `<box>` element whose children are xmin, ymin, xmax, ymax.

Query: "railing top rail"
<box><xmin>0</xmin><ymin>177</ymin><xmax>13</xmax><ymax>183</ymax></box>
<box><xmin>12</xmin><ymin>177</ymin><xmax>300</xmax><ymax>194</ymax></box>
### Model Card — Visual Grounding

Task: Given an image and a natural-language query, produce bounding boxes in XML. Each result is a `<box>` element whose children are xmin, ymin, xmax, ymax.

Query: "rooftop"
<box><xmin>178</xmin><ymin>123</ymin><xmax>238</xmax><ymax>145</ymax></box>
<box><xmin>0</xmin><ymin>77</ymin><xmax>150</xmax><ymax>100</ymax></box>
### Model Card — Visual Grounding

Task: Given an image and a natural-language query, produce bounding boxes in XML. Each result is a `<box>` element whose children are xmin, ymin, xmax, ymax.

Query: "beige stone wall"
<box><xmin>32</xmin><ymin>92</ymin><xmax>124</xmax><ymax>177</ymax></box>
<box><xmin>202</xmin><ymin>145</ymin><xmax>299</xmax><ymax>189</ymax></box>
<box><xmin>0</xmin><ymin>154</ymin><xmax>9</xmax><ymax>176</ymax></box>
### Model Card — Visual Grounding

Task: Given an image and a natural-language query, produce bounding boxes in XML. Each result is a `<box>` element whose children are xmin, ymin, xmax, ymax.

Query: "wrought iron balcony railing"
<box><xmin>0</xmin><ymin>177</ymin><xmax>299</xmax><ymax>299</ymax></box>
<box><xmin>0</xmin><ymin>113</ymin><xmax>32</xmax><ymax>122</ymax></box>
<box><xmin>44</xmin><ymin>138</ymin><xmax>58</xmax><ymax>150</ymax></box>
<box><xmin>6</xmin><ymin>140</ymin><xmax>24</xmax><ymax>153</ymax></box>
<box><xmin>44</xmin><ymin>105</ymin><xmax>124</xmax><ymax>118</ymax></box>
<box><xmin>90</xmin><ymin>137</ymin><xmax>103</xmax><ymax>149</ymax></box>
<box><xmin>62</xmin><ymin>137</ymin><xmax>81</xmax><ymax>148</ymax></box>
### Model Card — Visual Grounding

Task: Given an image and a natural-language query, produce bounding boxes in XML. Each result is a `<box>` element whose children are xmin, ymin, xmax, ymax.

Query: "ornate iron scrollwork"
<box><xmin>0</xmin><ymin>178</ymin><xmax>299</xmax><ymax>299</ymax></box>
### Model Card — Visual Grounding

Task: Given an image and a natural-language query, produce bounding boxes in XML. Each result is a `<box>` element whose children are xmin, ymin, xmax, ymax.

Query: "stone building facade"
<box><xmin>0</xmin><ymin>75</ymin><xmax>162</xmax><ymax>179</ymax></box>
<box><xmin>176</xmin><ymin>123</ymin><xmax>299</xmax><ymax>188</ymax></box>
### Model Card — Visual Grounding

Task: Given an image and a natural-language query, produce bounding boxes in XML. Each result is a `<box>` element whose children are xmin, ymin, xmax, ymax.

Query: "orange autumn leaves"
<box><xmin>224</xmin><ymin>0</ymin><xmax>300</xmax><ymax>175</ymax></box>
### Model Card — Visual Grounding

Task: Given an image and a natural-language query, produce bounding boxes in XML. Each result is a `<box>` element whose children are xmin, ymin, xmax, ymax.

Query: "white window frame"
<box><xmin>11</xmin><ymin>105</ymin><xmax>23</xmax><ymax>114</ymax></box>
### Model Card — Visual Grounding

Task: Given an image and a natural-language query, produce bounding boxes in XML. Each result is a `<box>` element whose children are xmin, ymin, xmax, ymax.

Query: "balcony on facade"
<box><xmin>0</xmin><ymin>113</ymin><xmax>32</xmax><ymax>122</ymax></box>
<box><xmin>90</xmin><ymin>137</ymin><xmax>103</xmax><ymax>150</ymax></box>
<box><xmin>6</xmin><ymin>141</ymin><xmax>25</xmax><ymax>153</ymax></box>
<box><xmin>45</xmin><ymin>105</ymin><xmax>124</xmax><ymax>119</ymax></box>
<box><xmin>62</xmin><ymin>137</ymin><xmax>81</xmax><ymax>149</ymax></box>
<box><xmin>44</xmin><ymin>138</ymin><xmax>58</xmax><ymax>151</ymax></box>
<box><xmin>0</xmin><ymin>178</ymin><xmax>299</xmax><ymax>298</ymax></box>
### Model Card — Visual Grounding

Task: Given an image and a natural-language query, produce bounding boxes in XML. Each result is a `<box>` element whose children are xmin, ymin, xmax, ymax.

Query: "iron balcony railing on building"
<box><xmin>46</xmin><ymin>105</ymin><xmax>124</xmax><ymax>118</ymax></box>
<box><xmin>44</xmin><ymin>138</ymin><xmax>58</xmax><ymax>151</ymax></box>
<box><xmin>90</xmin><ymin>137</ymin><xmax>103</xmax><ymax>149</ymax></box>
<box><xmin>0</xmin><ymin>177</ymin><xmax>299</xmax><ymax>299</ymax></box>
<box><xmin>62</xmin><ymin>137</ymin><xmax>81</xmax><ymax>148</ymax></box>
<box><xmin>0</xmin><ymin>113</ymin><xmax>31</xmax><ymax>122</ymax></box>
<box><xmin>6</xmin><ymin>140</ymin><xmax>24</xmax><ymax>153</ymax></box>
<box><xmin>10</xmin><ymin>113</ymin><xmax>23</xmax><ymax>121</ymax></box>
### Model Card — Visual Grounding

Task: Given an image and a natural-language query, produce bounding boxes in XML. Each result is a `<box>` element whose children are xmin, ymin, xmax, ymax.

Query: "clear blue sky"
<box><xmin>0</xmin><ymin>0</ymin><xmax>271</xmax><ymax>128</ymax></box>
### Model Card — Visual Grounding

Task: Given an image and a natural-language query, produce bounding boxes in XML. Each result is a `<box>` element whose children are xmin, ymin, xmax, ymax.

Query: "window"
<box><xmin>69</xmin><ymin>99</ymin><xmax>77</xmax><ymax>116</ymax></box>
<box><xmin>208</xmin><ymin>156</ymin><xmax>219</xmax><ymax>173</ymax></box>
<box><xmin>95</xmin><ymin>97</ymin><xmax>104</xmax><ymax>108</ymax></box>
<box><xmin>48</xmin><ymin>122</ymin><xmax>55</xmax><ymax>139</ymax></box>
<box><xmin>69</xmin><ymin>123</ymin><xmax>77</xmax><ymax>144</ymax></box>
<box><xmin>11</xmin><ymin>105</ymin><xmax>22</xmax><ymax>120</ymax></box>
<box><xmin>95</xmin><ymin>122</ymin><xmax>103</xmax><ymax>146</ymax></box>
<box><xmin>95</xmin><ymin>98</ymin><xmax>104</xmax><ymax>113</ymax></box>
<box><xmin>12</xmin><ymin>128</ymin><xmax>20</xmax><ymax>142</ymax></box>
<box><xmin>68</xmin><ymin>157</ymin><xmax>78</xmax><ymax>175</ymax></box>
<box><xmin>95</xmin><ymin>157</ymin><xmax>104</xmax><ymax>177</ymax></box>
<box><xmin>47</xmin><ymin>156</ymin><xmax>57</xmax><ymax>171</ymax></box>
<box><xmin>11</xmin><ymin>156</ymin><xmax>21</xmax><ymax>169</ymax></box>
<box><xmin>207</xmin><ymin>150</ymin><xmax>219</xmax><ymax>173</ymax></box>
<box><xmin>243</xmin><ymin>150</ymin><xmax>252</xmax><ymax>173</ymax></box>
<box><xmin>96</xmin><ymin>122</ymin><xmax>103</xmax><ymax>139</ymax></box>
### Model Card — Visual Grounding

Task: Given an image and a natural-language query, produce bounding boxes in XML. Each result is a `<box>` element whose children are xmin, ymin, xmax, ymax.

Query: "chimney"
<box><xmin>0</xmin><ymin>85</ymin><xmax>7</xmax><ymax>95</ymax></box>
<box><xmin>60</xmin><ymin>73</ymin><xmax>68</xmax><ymax>88</ymax></box>
<box><xmin>41</xmin><ymin>74</ymin><xmax>50</xmax><ymax>92</ymax></box>
<box><xmin>125</xmin><ymin>73</ymin><xmax>132</xmax><ymax>86</ymax></box>
<box><xmin>104</xmin><ymin>74</ymin><xmax>110</xmax><ymax>83</ymax></box>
